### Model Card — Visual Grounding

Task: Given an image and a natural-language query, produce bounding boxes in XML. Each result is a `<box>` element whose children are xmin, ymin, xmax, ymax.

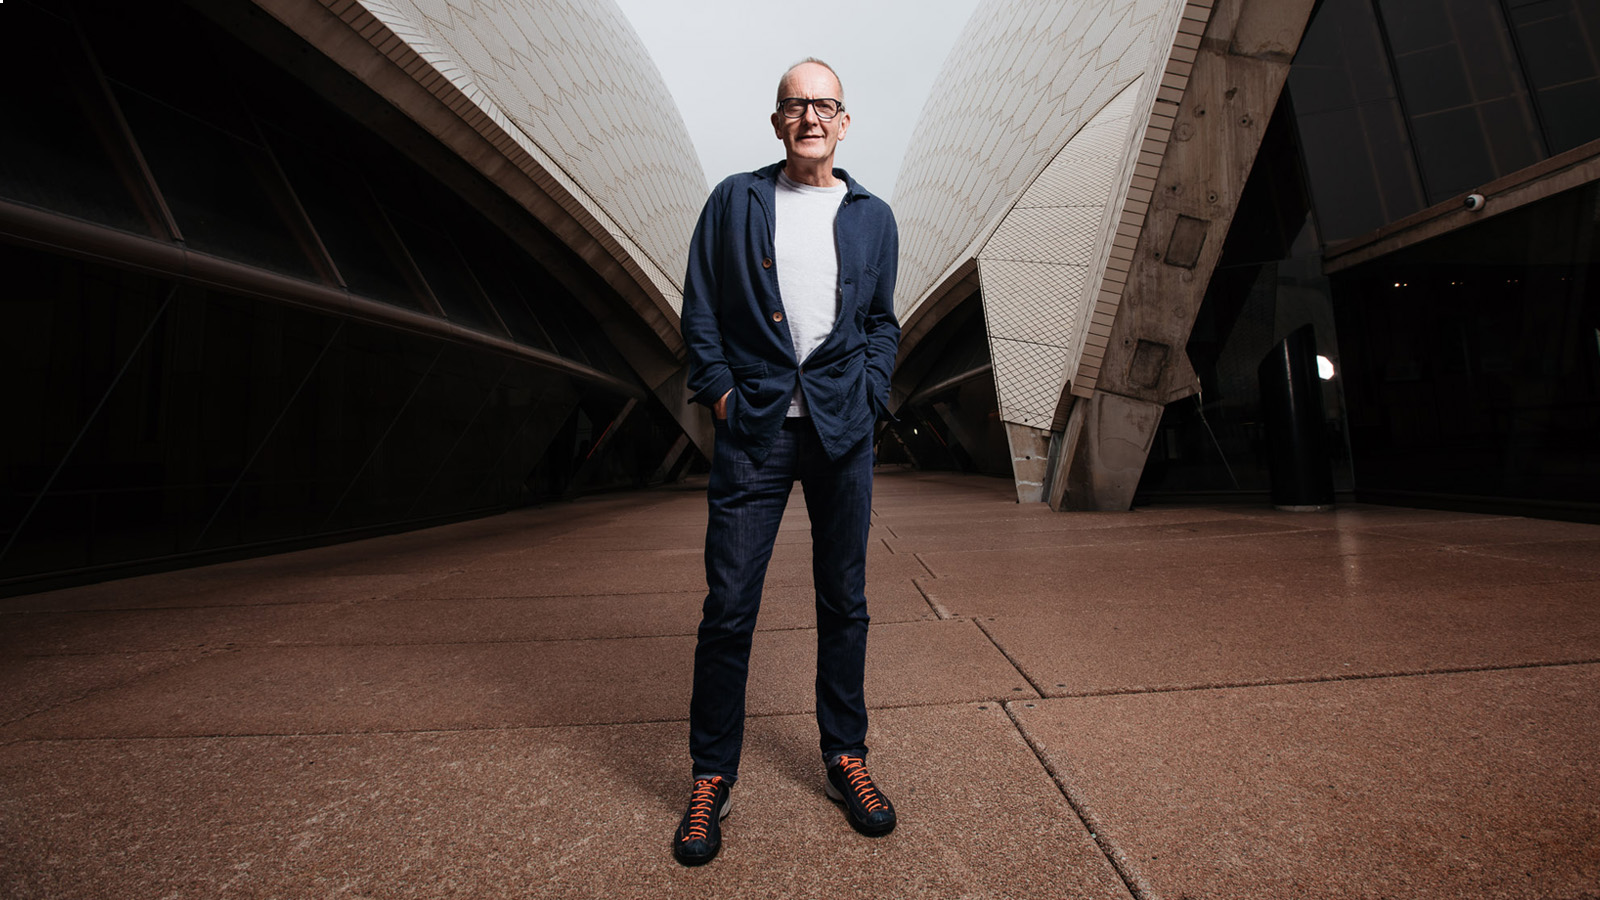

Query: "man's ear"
<box><xmin>771</xmin><ymin>112</ymin><xmax>785</xmax><ymax>139</ymax></box>
<box><xmin>837</xmin><ymin>111</ymin><xmax>851</xmax><ymax>141</ymax></box>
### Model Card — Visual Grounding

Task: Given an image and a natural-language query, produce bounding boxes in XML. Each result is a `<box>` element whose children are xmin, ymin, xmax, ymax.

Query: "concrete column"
<box><xmin>651</xmin><ymin>365</ymin><xmax>715</xmax><ymax>464</ymax></box>
<box><xmin>1047</xmin><ymin>391</ymin><xmax>1164</xmax><ymax>511</ymax></box>
<box><xmin>1004</xmin><ymin>422</ymin><xmax>1053</xmax><ymax>503</ymax></box>
<box><xmin>1043</xmin><ymin>0</ymin><xmax>1317</xmax><ymax>511</ymax></box>
<box><xmin>650</xmin><ymin>433</ymin><xmax>693</xmax><ymax>484</ymax></box>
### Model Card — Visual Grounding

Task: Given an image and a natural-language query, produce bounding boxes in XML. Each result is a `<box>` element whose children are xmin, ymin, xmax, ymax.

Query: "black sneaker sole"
<box><xmin>672</xmin><ymin>795</ymin><xmax>732</xmax><ymax>866</ymax></box>
<box><xmin>672</xmin><ymin>842</ymin><xmax>719</xmax><ymax>866</ymax></box>
<box><xmin>824</xmin><ymin>782</ymin><xmax>896</xmax><ymax>837</ymax></box>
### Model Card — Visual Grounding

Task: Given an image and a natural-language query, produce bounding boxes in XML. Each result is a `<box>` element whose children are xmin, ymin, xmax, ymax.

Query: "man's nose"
<box><xmin>803</xmin><ymin>102</ymin><xmax>822</xmax><ymax>124</ymax></box>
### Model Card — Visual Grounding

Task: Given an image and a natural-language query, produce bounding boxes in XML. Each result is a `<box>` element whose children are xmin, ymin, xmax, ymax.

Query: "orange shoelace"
<box><xmin>680</xmin><ymin>776</ymin><xmax>723</xmax><ymax>842</ymax></box>
<box><xmin>835</xmin><ymin>756</ymin><xmax>887</xmax><ymax>812</ymax></box>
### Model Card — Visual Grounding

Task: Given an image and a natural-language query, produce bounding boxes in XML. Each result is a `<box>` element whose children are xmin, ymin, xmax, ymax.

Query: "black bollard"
<box><xmin>1257</xmin><ymin>324</ymin><xmax>1334</xmax><ymax>510</ymax></box>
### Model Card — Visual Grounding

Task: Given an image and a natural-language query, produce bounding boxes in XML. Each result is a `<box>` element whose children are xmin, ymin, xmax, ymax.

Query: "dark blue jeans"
<box><xmin>690</xmin><ymin>416</ymin><xmax>874</xmax><ymax>784</ymax></box>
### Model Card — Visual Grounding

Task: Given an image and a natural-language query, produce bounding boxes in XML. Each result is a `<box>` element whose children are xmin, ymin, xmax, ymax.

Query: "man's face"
<box><xmin>771</xmin><ymin>63</ymin><xmax>850</xmax><ymax>167</ymax></box>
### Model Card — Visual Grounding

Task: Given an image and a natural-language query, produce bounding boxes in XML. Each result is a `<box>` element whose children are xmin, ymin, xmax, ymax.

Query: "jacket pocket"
<box><xmin>731</xmin><ymin>362</ymin><xmax>767</xmax><ymax>382</ymax></box>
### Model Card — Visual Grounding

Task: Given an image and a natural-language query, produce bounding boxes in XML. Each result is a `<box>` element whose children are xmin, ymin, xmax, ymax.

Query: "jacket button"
<box><xmin>771</xmin><ymin>310</ymin><xmax>784</xmax><ymax>323</ymax></box>
<box><xmin>762</xmin><ymin>258</ymin><xmax>773</xmax><ymax>269</ymax></box>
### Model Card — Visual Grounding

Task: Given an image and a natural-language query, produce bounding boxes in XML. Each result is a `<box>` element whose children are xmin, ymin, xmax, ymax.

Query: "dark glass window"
<box><xmin>527</xmin><ymin>288</ymin><xmax>593</xmax><ymax>364</ymax></box>
<box><xmin>112</xmin><ymin>88</ymin><xmax>323</xmax><ymax>281</ymax></box>
<box><xmin>1289</xmin><ymin>0</ymin><xmax>1427</xmax><ymax>244</ymax></box>
<box><xmin>1331</xmin><ymin>181</ymin><xmax>1600</xmax><ymax>509</ymax></box>
<box><xmin>1140</xmin><ymin>102</ymin><xmax>1353</xmax><ymax>499</ymax></box>
<box><xmin>457</xmin><ymin>233</ymin><xmax>559</xmax><ymax>352</ymax></box>
<box><xmin>1506</xmin><ymin>0</ymin><xmax>1600</xmax><ymax>152</ymax></box>
<box><xmin>1377</xmin><ymin>0</ymin><xmax>1544</xmax><ymax>201</ymax></box>
<box><xmin>388</xmin><ymin>212</ymin><xmax>508</xmax><ymax>336</ymax></box>
<box><xmin>0</xmin><ymin>0</ymin><xmax>663</xmax><ymax>593</ymax></box>
<box><xmin>0</xmin><ymin>2</ymin><xmax>159</xmax><ymax>235</ymax></box>
<box><xmin>263</xmin><ymin>125</ymin><xmax>429</xmax><ymax>312</ymax></box>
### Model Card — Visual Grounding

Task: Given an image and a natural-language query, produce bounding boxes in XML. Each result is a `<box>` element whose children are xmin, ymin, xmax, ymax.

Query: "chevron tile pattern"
<box><xmin>893</xmin><ymin>0</ymin><xmax>1177</xmax><ymax>319</ymax></box>
<box><xmin>895</xmin><ymin>0</ymin><xmax>1197</xmax><ymax>434</ymax></box>
<box><xmin>977</xmin><ymin>79</ymin><xmax>1141</xmax><ymax>427</ymax></box>
<box><xmin>339</xmin><ymin>0</ymin><xmax>706</xmax><ymax>311</ymax></box>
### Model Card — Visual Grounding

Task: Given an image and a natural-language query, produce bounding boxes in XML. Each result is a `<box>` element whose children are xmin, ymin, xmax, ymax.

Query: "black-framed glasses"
<box><xmin>777</xmin><ymin>97</ymin><xmax>844</xmax><ymax>120</ymax></box>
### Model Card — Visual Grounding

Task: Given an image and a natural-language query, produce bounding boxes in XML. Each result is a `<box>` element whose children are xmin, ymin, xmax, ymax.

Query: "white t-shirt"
<box><xmin>774</xmin><ymin>170</ymin><xmax>847</xmax><ymax>416</ymax></box>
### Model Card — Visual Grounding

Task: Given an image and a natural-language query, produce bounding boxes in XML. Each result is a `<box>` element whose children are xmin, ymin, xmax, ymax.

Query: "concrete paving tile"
<box><xmin>978</xmin><ymin>580</ymin><xmax>1600</xmax><ymax>695</ymax></box>
<box><xmin>1</xmin><ymin>619</ymin><xmax>1025</xmax><ymax>741</ymax></box>
<box><xmin>397</xmin><ymin>536</ymin><xmax>925</xmax><ymax>600</ymax></box>
<box><xmin>1008</xmin><ymin>666</ymin><xmax>1600</xmax><ymax>900</ymax></box>
<box><xmin>1455</xmin><ymin>539</ymin><xmax>1600</xmax><ymax>574</ymax></box>
<box><xmin>545</xmin><ymin>526</ymin><xmax>813</xmax><ymax>551</ymax></box>
<box><xmin>1241</xmin><ymin>505</ymin><xmax>1516</xmax><ymax>527</ymax></box>
<box><xmin>540</xmin><ymin>530</ymin><xmax>710</xmax><ymax>553</ymax></box>
<box><xmin>543</xmin><ymin>486</ymin><xmax>880</xmax><ymax>551</ymax></box>
<box><xmin>914</xmin><ymin>528</ymin><xmax>1440</xmax><ymax>580</ymax></box>
<box><xmin>917</xmin><ymin>541</ymin><xmax>1593</xmax><ymax>597</ymax></box>
<box><xmin>397</xmin><ymin>548</ymin><xmax>709</xmax><ymax>597</ymax></box>
<box><xmin>1360</xmin><ymin>515</ymin><xmax>1600</xmax><ymax>547</ymax></box>
<box><xmin>738</xmin><ymin>576</ymin><xmax>935</xmax><ymax>630</ymax></box>
<box><xmin>5</xmin><ymin>572</ymin><xmax>443</xmax><ymax>613</ymax></box>
<box><xmin>684</xmin><ymin>704</ymin><xmax>1130</xmax><ymax>898</ymax></box>
<box><xmin>747</xmin><ymin>620</ymin><xmax>1037</xmax><ymax>715</ymax></box>
<box><xmin>2</xmin><ymin>570</ymin><xmax>218</xmax><ymax>612</ymax></box>
<box><xmin>918</xmin><ymin>547</ymin><xmax>1600</xmax><ymax>622</ymax></box>
<box><xmin>1</xmin><ymin>578</ymin><xmax>928</xmax><ymax>652</ymax></box>
<box><xmin>0</xmin><ymin>637</ymin><xmax>696</xmax><ymax>740</ymax></box>
<box><xmin>887</xmin><ymin>516</ymin><xmax>1307</xmax><ymax>553</ymax></box>
<box><xmin>200</xmin><ymin>543</ymin><xmax>482</xmax><ymax>580</ymax></box>
<box><xmin>157</xmin><ymin>498</ymin><xmax>667</xmax><ymax>582</ymax></box>
<box><xmin>1</xmin><ymin>604</ymin><xmax>348</xmax><ymax>656</ymax></box>
<box><xmin>0</xmin><ymin>651</ymin><xmax>211</xmax><ymax>727</ymax></box>
<box><xmin>0</xmin><ymin>705</ymin><xmax>1130</xmax><ymax>900</ymax></box>
<box><xmin>880</xmin><ymin>506</ymin><xmax>1260</xmax><ymax>542</ymax></box>
<box><xmin>9</xmin><ymin>471</ymin><xmax>1599</xmax><ymax>898</ymax></box>
<box><xmin>776</xmin><ymin>536</ymin><xmax>936</xmax><ymax>581</ymax></box>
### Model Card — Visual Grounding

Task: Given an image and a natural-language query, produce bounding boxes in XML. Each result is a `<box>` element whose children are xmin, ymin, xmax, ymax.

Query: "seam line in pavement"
<box><xmin>6</xmin><ymin>699</ymin><xmax>1039</xmax><ymax>744</ymax></box>
<box><xmin>17</xmin><ymin>663</ymin><xmax>1599</xmax><ymax>747</ymax></box>
<box><xmin>913</xmin><ymin>579</ymin><xmax>950</xmax><ymax>619</ymax></box>
<box><xmin>6</xmin><ymin>614</ymin><xmax>958</xmax><ymax>656</ymax></box>
<box><xmin>0</xmin><ymin>716</ymin><xmax>706</xmax><ymax>745</ymax></box>
<box><xmin>1448</xmin><ymin>545</ymin><xmax>1600</xmax><ymax>577</ymax></box>
<box><xmin>1000</xmin><ymin>701</ymin><xmax>1148</xmax><ymax>900</ymax></box>
<box><xmin>1043</xmin><ymin>657</ymin><xmax>1600</xmax><ymax>698</ymax></box>
<box><xmin>971</xmin><ymin>617</ymin><xmax>1047</xmax><ymax>696</ymax></box>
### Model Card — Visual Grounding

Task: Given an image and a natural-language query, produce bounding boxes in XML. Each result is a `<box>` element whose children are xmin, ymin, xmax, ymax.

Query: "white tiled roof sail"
<box><xmin>979</xmin><ymin>79</ymin><xmax>1141</xmax><ymax>427</ymax></box>
<box><xmin>893</xmin><ymin>0</ymin><xmax>1191</xmax><ymax>428</ymax></box>
<box><xmin>347</xmin><ymin>0</ymin><xmax>707</xmax><ymax>311</ymax></box>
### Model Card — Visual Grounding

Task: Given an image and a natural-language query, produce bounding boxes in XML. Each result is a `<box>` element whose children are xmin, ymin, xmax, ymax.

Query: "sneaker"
<box><xmin>672</xmin><ymin>776</ymin><xmax>732</xmax><ymax>866</ymax></box>
<box><xmin>824</xmin><ymin>755</ymin><xmax>897</xmax><ymax>837</ymax></box>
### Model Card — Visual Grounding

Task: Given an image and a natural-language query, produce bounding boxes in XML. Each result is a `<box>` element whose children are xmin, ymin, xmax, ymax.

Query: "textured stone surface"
<box><xmin>1010</xmin><ymin>667</ymin><xmax>1600</xmax><ymax>900</ymax></box>
<box><xmin>0</xmin><ymin>706</ymin><xmax>1128</xmax><ymax>900</ymax></box>
<box><xmin>4</xmin><ymin>470</ymin><xmax>1599</xmax><ymax>899</ymax></box>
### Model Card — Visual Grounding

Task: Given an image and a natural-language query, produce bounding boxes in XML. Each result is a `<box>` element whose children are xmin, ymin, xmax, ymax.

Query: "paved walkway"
<box><xmin>3</xmin><ymin>469</ymin><xmax>1599</xmax><ymax>899</ymax></box>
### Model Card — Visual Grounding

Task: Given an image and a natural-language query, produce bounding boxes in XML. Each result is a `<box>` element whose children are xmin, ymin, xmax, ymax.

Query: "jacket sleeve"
<box><xmin>863</xmin><ymin>206</ymin><xmax>901</xmax><ymax>415</ymax></box>
<box><xmin>681</xmin><ymin>187</ymin><xmax>734</xmax><ymax>409</ymax></box>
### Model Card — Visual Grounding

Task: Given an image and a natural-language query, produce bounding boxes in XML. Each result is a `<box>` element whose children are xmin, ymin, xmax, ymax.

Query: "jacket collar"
<box><xmin>753</xmin><ymin>160</ymin><xmax>872</xmax><ymax>202</ymax></box>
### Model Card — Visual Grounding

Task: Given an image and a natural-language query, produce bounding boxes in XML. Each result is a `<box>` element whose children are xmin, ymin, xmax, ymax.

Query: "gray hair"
<box><xmin>776</xmin><ymin>57</ymin><xmax>844</xmax><ymax>104</ymax></box>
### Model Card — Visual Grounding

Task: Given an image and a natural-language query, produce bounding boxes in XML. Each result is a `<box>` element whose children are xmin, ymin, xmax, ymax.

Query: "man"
<box><xmin>672</xmin><ymin>58</ymin><xmax>901</xmax><ymax>866</ymax></box>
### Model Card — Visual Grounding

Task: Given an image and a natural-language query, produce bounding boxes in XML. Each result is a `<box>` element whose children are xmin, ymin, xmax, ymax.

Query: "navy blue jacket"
<box><xmin>681</xmin><ymin>162</ymin><xmax>900</xmax><ymax>463</ymax></box>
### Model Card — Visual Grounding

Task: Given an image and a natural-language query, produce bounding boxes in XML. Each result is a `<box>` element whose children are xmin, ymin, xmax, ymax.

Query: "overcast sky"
<box><xmin>612</xmin><ymin>0</ymin><xmax>983</xmax><ymax>202</ymax></box>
